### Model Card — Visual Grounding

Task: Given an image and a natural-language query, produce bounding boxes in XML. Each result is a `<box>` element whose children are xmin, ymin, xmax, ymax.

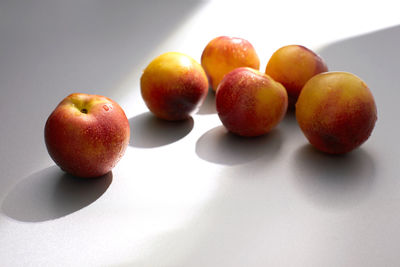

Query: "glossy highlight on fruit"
<box><xmin>201</xmin><ymin>36</ymin><xmax>260</xmax><ymax>91</ymax></box>
<box><xmin>216</xmin><ymin>67</ymin><xmax>288</xmax><ymax>137</ymax></box>
<box><xmin>296</xmin><ymin>72</ymin><xmax>377</xmax><ymax>154</ymax></box>
<box><xmin>265</xmin><ymin>45</ymin><xmax>328</xmax><ymax>107</ymax></box>
<box><xmin>44</xmin><ymin>93</ymin><xmax>130</xmax><ymax>178</ymax></box>
<box><xmin>141</xmin><ymin>52</ymin><xmax>209</xmax><ymax>121</ymax></box>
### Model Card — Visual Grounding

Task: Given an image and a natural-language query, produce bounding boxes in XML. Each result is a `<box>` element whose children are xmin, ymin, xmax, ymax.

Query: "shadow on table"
<box><xmin>2</xmin><ymin>166</ymin><xmax>112</xmax><ymax>222</ymax></box>
<box><xmin>195</xmin><ymin>126</ymin><xmax>283</xmax><ymax>166</ymax></box>
<box><xmin>129</xmin><ymin>112</ymin><xmax>194</xmax><ymax>148</ymax></box>
<box><xmin>292</xmin><ymin>145</ymin><xmax>376</xmax><ymax>209</ymax></box>
<box><xmin>196</xmin><ymin>88</ymin><xmax>217</xmax><ymax>115</ymax></box>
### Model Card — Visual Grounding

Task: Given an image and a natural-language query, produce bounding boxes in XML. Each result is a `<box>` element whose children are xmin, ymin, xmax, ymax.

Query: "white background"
<box><xmin>1</xmin><ymin>0</ymin><xmax>400</xmax><ymax>266</ymax></box>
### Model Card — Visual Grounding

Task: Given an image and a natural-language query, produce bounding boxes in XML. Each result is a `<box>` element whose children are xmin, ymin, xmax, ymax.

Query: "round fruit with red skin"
<box><xmin>296</xmin><ymin>72</ymin><xmax>377</xmax><ymax>154</ymax></box>
<box><xmin>201</xmin><ymin>36</ymin><xmax>260</xmax><ymax>91</ymax></box>
<box><xmin>44</xmin><ymin>93</ymin><xmax>130</xmax><ymax>178</ymax></box>
<box><xmin>265</xmin><ymin>45</ymin><xmax>328</xmax><ymax>107</ymax></box>
<box><xmin>140</xmin><ymin>52</ymin><xmax>209</xmax><ymax>121</ymax></box>
<box><xmin>216</xmin><ymin>67</ymin><xmax>288</xmax><ymax>137</ymax></box>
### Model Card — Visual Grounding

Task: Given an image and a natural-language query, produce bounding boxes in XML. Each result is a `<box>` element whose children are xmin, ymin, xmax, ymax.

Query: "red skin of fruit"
<box><xmin>201</xmin><ymin>36</ymin><xmax>260</xmax><ymax>91</ymax></box>
<box><xmin>216</xmin><ymin>67</ymin><xmax>288</xmax><ymax>137</ymax></box>
<box><xmin>296</xmin><ymin>72</ymin><xmax>377</xmax><ymax>154</ymax></box>
<box><xmin>44</xmin><ymin>93</ymin><xmax>130</xmax><ymax>178</ymax></box>
<box><xmin>265</xmin><ymin>45</ymin><xmax>328</xmax><ymax>107</ymax></box>
<box><xmin>140</xmin><ymin>52</ymin><xmax>209</xmax><ymax>121</ymax></box>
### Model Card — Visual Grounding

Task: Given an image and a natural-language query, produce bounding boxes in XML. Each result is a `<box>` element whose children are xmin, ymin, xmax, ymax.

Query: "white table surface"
<box><xmin>1</xmin><ymin>0</ymin><xmax>400</xmax><ymax>266</ymax></box>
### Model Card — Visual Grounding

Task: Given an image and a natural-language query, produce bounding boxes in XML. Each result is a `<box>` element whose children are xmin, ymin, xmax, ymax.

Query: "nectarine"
<box><xmin>201</xmin><ymin>36</ymin><xmax>260</xmax><ymax>91</ymax></box>
<box><xmin>45</xmin><ymin>93</ymin><xmax>130</xmax><ymax>178</ymax></box>
<box><xmin>216</xmin><ymin>67</ymin><xmax>288</xmax><ymax>137</ymax></box>
<box><xmin>265</xmin><ymin>45</ymin><xmax>328</xmax><ymax>107</ymax></box>
<box><xmin>141</xmin><ymin>52</ymin><xmax>209</xmax><ymax>121</ymax></box>
<box><xmin>296</xmin><ymin>72</ymin><xmax>377</xmax><ymax>154</ymax></box>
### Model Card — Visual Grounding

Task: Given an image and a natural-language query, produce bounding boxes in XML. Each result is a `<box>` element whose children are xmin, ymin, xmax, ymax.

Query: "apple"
<box><xmin>216</xmin><ymin>67</ymin><xmax>288</xmax><ymax>137</ymax></box>
<box><xmin>44</xmin><ymin>93</ymin><xmax>130</xmax><ymax>178</ymax></box>
<box><xmin>296</xmin><ymin>72</ymin><xmax>377</xmax><ymax>154</ymax></box>
<box><xmin>201</xmin><ymin>36</ymin><xmax>260</xmax><ymax>91</ymax></box>
<box><xmin>265</xmin><ymin>45</ymin><xmax>328</xmax><ymax>107</ymax></box>
<box><xmin>140</xmin><ymin>52</ymin><xmax>209</xmax><ymax>121</ymax></box>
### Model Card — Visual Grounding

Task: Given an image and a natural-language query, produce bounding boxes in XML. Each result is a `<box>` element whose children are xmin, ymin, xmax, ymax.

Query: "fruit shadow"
<box><xmin>129</xmin><ymin>112</ymin><xmax>194</xmax><ymax>148</ymax></box>
<box><xmin>280</xmin><ymin>108</ymin><xmax>299</xmax><ymax>130</ymax></box>
<box><xmin>291</xmin><ymin>145</ymin><xmax>376</xmax><ymax>209</ymax></box>
<box><xmin>1</xmin><ymin>166</ymin><xmax>112</xmax><ymax>222</ymax></box>
<box><xmin>196</xmin><ymin>88</ymin><xmax>217</xmax><ymax>115</ymax></box>
<box><xmin>195</xmin><ymin>125</ymin><xmax>283</xmax><ymax>166</ymax></box>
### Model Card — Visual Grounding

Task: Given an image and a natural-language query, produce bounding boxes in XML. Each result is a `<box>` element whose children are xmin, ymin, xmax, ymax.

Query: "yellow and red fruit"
<box><xmin>216</xmin><ymin>67</ymin><xmax>288</xmax><ymax>137</ymax></box>
<box><xmin>265</xmin><ymin>45</ymin><xmax>328</xmax><ymax>107</ymax></box>
<box><xmin>201</xmin><ymin>36</ymin><xmax>260</xmax><ymax>91</ymax></box>
<box><xmin>296</xmin><ymin>72</ymin><xmax>377</xmax><ymax>154</ymax></box>
<box><xmin>140</xmin><ymin>52</ymin><xmax>209</xmax><ymax>121</ymax></box>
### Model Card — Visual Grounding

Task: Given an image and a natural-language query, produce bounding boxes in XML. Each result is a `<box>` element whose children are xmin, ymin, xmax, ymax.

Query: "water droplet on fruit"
<box><xmin>232</xmin><ymin>38</ymin><xmax>242</xmax><ymax>44</ymax></box>
<box><xmin>103</xmin><ymin>105</ymin><xmax>109</xmax><ymax>111</ymax></box>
